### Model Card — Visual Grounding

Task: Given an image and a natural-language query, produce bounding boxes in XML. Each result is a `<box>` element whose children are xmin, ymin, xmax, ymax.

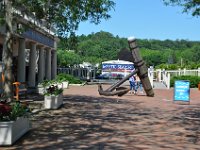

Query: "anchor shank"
<box><xmin>128</xmin><ymin>37</ymin><xmax>154</xmax><ymax>97</ymax></box>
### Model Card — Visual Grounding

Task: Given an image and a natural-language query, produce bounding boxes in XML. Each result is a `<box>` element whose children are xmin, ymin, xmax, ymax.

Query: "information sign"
<box><xmin>174</xmin><ymin>80</ymin><xmax>190</xmax><ymax>102</ymax></box>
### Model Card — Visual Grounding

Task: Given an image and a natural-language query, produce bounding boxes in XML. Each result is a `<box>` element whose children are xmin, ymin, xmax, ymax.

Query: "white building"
<box><xmin>0</xmin><ymin>5</ymin><xmax>59</xmax><ymax>88</ymax></box>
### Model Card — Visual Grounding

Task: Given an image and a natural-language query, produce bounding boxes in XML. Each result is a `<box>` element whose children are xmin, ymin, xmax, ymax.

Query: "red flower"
<box><xmin>0</xmin><ymin>103</ymin><xmax>12</xmax><ymax>116</ymax></box>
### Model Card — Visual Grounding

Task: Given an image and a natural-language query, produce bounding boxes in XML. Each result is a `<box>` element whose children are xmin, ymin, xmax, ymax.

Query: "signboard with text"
<box><xmin>174</xmin><ymin>80</ymin><xmax>190</xmax><ymax>102</ymax></box>
<box><xmin>102</xmin><ymin>63</ymin><xmax>134</xmax><ymax>72</ymax></box>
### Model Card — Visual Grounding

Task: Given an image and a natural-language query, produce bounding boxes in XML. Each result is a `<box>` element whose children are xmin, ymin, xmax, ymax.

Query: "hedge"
<box><xmin>170</xmin><ymin>75</ymin><xmax>200</xmax><ymax>88</ymax></box>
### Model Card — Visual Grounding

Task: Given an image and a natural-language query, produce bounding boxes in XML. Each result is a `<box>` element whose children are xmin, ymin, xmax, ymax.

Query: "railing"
<box><xmin>57</xmin><ymin>67</ymin><xmax>96</xmax><ymax>81</ymax></box>
<box><xmin>148</xmin><ymin>68</ymin><xmax>200</xmax><ymax>89</ymax></box>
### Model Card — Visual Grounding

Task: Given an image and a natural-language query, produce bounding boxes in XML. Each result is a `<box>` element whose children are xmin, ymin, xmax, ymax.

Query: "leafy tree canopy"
<box><xmin>6</xmin><ymin>0</ymin><xmax>115</xmax><ymax>37</ymax></box>
<box><xmin>163</xmin><ymin>0</ymin><xmax>200</xmax><ymax>16</ymax></box>
<box><xmin>0</xmin><ymin>0</ymin><xmax>115</xmax><ymax>37</ymax></box>
<box><xmin>58</xmin><ymin>31</ymin><xmax>200</xmax><ymax>69</ymax></box>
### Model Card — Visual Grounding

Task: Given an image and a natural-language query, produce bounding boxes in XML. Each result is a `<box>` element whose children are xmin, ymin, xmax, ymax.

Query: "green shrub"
<box><xmin>170</xmin><ymin>75</ymin><xmax>200</xmax><ymax>88</ymax></box>
<box><xmin>56</xmin><ymin>73</ymin><xmax>83</xmax><ymax>84</ymax></box>
<box><xmin>40</xmin><ymin>79</ymin><xmax>57</xmax><ymax>87</ymax></box>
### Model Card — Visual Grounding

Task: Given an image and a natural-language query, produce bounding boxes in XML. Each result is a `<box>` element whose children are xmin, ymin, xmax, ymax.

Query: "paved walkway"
<box><xmin>153</xmin><ymin>81</ymin><xmax>167</xmax><ymax>89</ymax></box>
<box><xmin>1</xmin><ymin>84</ymin><xmax>200</xmax><ymax>150</ymax></box>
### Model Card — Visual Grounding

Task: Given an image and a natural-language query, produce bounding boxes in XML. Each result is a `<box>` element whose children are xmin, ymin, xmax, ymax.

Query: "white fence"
<box><xmin>148</xmin><ymin>68</ymin><xmax>200</xmax><ymax>89</ymax></box>
<box><xmin>57</xmin><ymin>67</ymin><xmax>96</xmax><ymax>81</ymax></box>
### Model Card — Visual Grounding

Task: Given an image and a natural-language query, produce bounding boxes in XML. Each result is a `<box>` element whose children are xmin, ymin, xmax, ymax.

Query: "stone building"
<box><xmin>0</xmin><ymin>5</ymin><xmax>59</xmax><ymax>88</ymax></box>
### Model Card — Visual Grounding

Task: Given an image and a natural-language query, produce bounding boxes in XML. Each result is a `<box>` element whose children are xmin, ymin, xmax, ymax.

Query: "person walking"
<box><xmin>129</xmin><ymin>75</ymin><xmax>137</xmax><ymax>94</ymax></box>
<box><xmin>136</xmin><ymin>75</ymin><xmax>143</xmax><ymax>94</ymax></box>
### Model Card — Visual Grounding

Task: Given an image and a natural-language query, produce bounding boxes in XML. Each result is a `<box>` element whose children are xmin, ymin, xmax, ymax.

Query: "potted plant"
<box><xmin>56</xmin><ymin>74</ymin><xmax>69</xmax><ymax>89</ymax></box>
<box><xmin>37</xmin><ymin>80</ymin><xmax>49</xmax><ymax>94</ymax></box>
<box><xmin>44</xmin><ymin>84</ymin><xmax>63</xmax><ymax>109</ymax></box>
<box><xmin>0</xmin><ymin>100</ymin><xmax>31</xmax><ymax>145</ymax></box>
<box><xmin>59</xmin><ymin>79</ymin><xmax>68</xmax><ymax>89</ymax></box>
<box><xmin>38</xmin><ymin>79</ymin><xmax>63</xmax><ymax>94</ymax></box>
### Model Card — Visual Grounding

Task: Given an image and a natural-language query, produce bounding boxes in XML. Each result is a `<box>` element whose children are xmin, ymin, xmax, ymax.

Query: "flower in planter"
<box><xmin>0</xmin><ymin>101</ymin><xmax>30</xmax><ymax>122</ymax></box>
<box><xmin>45</xmin><ymin>84</ymin><xmax>63</xmax><ymax>96</ymax></box>
<box><xmin>0</xmin><ymin>102</ymin><xmax>12</xmax><ymax>120</ymax></box>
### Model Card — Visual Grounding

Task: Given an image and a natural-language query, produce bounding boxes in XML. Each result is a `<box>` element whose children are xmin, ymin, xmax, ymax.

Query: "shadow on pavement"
<box><xmin>2</xmin><ymin>94</ymin><xmax>200</xmax><ymax>150</ymax></box>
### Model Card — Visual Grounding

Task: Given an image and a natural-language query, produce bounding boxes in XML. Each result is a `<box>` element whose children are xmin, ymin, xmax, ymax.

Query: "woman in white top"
<box><xmin>129</xmin><ymin>75</ymin><xmax>136</xmax><ymax>94</ymax></box>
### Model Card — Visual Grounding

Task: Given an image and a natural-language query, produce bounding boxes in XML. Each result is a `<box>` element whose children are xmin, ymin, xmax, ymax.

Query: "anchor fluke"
<box><xmin>98</xmin><ymin>84</ymin><xmax>129</xmax><ymax>96</ymax></box>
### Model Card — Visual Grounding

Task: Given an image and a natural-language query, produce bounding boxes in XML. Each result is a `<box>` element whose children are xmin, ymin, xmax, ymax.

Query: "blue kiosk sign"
<box><xmin>174</xmin><ymin>80</ymin><xmax>190</xmax><ymax>102</ymax></box>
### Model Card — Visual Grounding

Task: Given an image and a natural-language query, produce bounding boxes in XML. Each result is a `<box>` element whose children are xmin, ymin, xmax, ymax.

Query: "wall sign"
<box><xmin>174</xmin><ymin>80</ymin><xmax>190</xmax><ymax>102</ymax></box>
<box><xmin>23</xmin><ymin>29</ymin><xmax>54</xmax><ymax>47</ymax></box>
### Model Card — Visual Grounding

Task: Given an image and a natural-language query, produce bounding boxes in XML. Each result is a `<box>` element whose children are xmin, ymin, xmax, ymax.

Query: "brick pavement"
<box><xmin>1</xmin><ymin>84</ymin><xmax>200</xmax><ymax>150</ymax></box>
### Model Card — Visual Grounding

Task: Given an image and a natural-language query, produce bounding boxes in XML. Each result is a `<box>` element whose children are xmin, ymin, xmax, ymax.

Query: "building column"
<box><xmin>38</xmin><ymin>47</ymin><xmax>45</xmax><ymax>83</ymax></box>
<box><xmin>46</xmin><ymin>49</ymin><xmax>51</xmax><ymax>80</ymax></box>
<box><xmin>28</xmin><ymin>42</ymin><xmax>37</xmax><ymax>87</ymax></box>
<box><xmin>17</xmin><ymin>38</ymin><xmax>26</xmax><ymax>82</ymax></box>
<box><xmin>51</xmin><ymin>50</ymin><xmax>57</xmax><ymax>79</ymax></box>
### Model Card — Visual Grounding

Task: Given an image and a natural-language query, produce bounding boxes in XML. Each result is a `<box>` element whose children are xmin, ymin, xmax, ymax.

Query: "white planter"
<box><xmin>62</xmin><ymin>81</ymin><xmax>69</xmax><ymax>89</ymax></box>
<box><xmin>57</xmin><ymin>83</ymin><xmax>63</xmax><ymax>89</ymax></box>
<box><xmin>44</xmin><ymin>93</ymin><xmax>63</xmax><ymax>109</ymax></box>
<box><xmin>37</xmin><ymin>84</ymin><xmax>47</xmax><ymax>94</ymax></box>
<box><xmin>0</xmin><ymin>117</ymin><xmax>30</xmax><ymax>145</ymax></box>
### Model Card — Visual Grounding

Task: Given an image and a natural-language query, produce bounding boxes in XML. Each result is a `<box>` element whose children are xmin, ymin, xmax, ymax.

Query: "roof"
<box><xmin>102</xmin><ymin>60</ymin><xmax>133</xmax><ymax>65</ymax></box>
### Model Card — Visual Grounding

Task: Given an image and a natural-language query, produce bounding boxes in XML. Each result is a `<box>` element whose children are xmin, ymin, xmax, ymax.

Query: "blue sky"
<box><xmin>76</xmin><ymin>0</ymin><xmax>200</xmax><ymax>41</ymax></box>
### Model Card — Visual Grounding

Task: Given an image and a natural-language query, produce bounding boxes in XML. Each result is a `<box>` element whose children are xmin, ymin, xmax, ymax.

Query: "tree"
<box><xmin>190</xmin><ymin>45</ymin><xmax>200</xmax><ymax>62</ymax></box>
<box><xmin>0</xmin><ymin>0</ymin><xmax>115</xmax><ymax>101</ymax></box>
<box><xmin>163</xmin><ymin>0</ymin><xmax>200</xmax><ymax>16</ymax></box>
<box><xmin>76</xmin><ymin>31</ymin><xmax>127</xmax><ymax>60</ymax></box>
<box><xmin>58</xmin><ymin>32</ymin><xmax>78</xmax><ymax>51</ymax></box>
<box><xmin>117</xmin><ymin>48</ymin><xmax>133</xmax><ymax>62</ymax></box>
<box><xmin>75</xmin><ymin>31</ymin><xmax>200</xmax><ymax>68</ymax></box>
<box><xmin>57</xmin><ymin>50</ymin><xmax>82</xmax><ymax>67</ymax></box>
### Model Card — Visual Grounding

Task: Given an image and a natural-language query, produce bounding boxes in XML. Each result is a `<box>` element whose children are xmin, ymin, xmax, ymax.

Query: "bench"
<box><xmin>1</xmin><ymin>72</ymin><xmax>27</xmax><ymax>101</ymax></box>
<box><xmin>13</xmin><ymin>82</ymin><xmax>27</xmax><ymax>101</ymax></box>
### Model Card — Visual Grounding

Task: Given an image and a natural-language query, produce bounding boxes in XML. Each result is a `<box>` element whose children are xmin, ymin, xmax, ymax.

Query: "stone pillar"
<box><xmin>17</xmin><ymin>38</ymin><xmax>26</xmax><ymax>82</ymax></box>
<box><xmin>46</xmin><ymin>49</ymin><xmax>51</xmax><ymax>80</ymax></box>
<box><xmin>28</xmin><ymin>42</ymin><xmax>37</xmax><ymax>87</ymax></box>
<box><xmin>51</xmin><ymin>50</ymin><xmax>57</xmax><ymax>79</ymax></box>
<box><xmin>43</xmin><ymin>50</ymin><xmax>46</xmax><ymax>80</ymax></box>
<box><xmin>38</xmin><ymin>47</ymin><xmax>45</xmax><ymax>83</ymax></box>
